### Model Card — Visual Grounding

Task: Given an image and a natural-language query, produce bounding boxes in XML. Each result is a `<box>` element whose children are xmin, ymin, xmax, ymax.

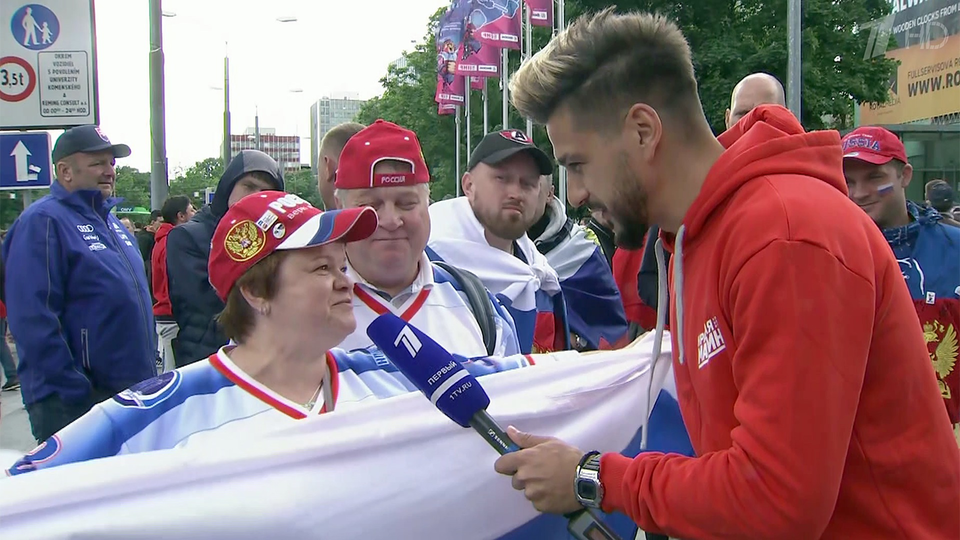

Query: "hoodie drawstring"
<box><xmin>640</xmin><ymin>226</ymin><xmax>685</xmax><ymax>450</ymax></box>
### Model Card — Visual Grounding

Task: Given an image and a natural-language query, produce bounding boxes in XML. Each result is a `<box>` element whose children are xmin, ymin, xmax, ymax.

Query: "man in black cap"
<box><xmin>428</xmin><ymin>130</ymin><xmax>573</xmax><ymax>353</ymax></box>
<box><xmin>165</xmin><ymin>150</ymin><xmax>283</xmax><ymax>366</ymax></box>
<box><xmin>2</xmin><ymin>125</ymin><xmax>158</xmax><ymax>442</ymax></box>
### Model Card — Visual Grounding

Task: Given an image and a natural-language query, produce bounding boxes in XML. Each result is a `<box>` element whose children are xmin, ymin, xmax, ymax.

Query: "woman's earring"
<box><xmin>259</xmin><ymin>305</ymin><xmax>270</xmax><ymax>316</ymax></box>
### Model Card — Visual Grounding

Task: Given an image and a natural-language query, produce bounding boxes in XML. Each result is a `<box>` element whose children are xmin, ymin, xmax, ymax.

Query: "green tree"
<box><xmin>356</xmin><ymin>8</ymin><xmax>557</xmax><ymax>201</ymax></box>
<box><xmin>565</xmin><ymin>0</ymin><xmax>897</xmax><ymax>132</ymax></box>
<box><xmin>358</xmin><ymin>0</ymin><xmax>896</xmax><ymax>195</ymax></box>
<box><xmin>168</xmin><ymin>157</ymin><xmax>225</xmax><ymax>207</ymax></box>
<box><xmin>114</xmin><ymin>166</ymin><xmax>151</xmax><ymax>210</ymax></box>
<box><xmin>283</xmin><ymin>168</ymin><xmax>323</xmax><ymax>208</ymax></box>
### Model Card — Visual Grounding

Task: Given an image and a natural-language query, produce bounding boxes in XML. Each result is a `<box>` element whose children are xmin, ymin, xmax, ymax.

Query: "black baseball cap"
<box><xmin>52</xmin><ymin>125</ymin><xmax>132</xmax><ymax>163</ymax></box>
<box><xmin>927</xmin><ymin>181</ymin><xmax>956</xmax><ymax>206</ymax></box>
<box><xmin>467</xmin><ymin>129</ymin><xmax>553</xmax><ymax>175</ymax></box>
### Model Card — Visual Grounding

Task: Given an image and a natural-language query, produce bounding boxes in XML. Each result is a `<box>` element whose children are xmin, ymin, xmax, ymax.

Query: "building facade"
<box><xmin>857</xmin><ymin>0</ymin><xmax>960</xmax><ymax>201</ymax></box>
<box><xmin>309</xmin><ymin>94</ymin><xmax>366</xmax><ymax>173</ymax></box>
<box><xmin>229</xmin><ymin>127</ymin><xmax>301</xmax><ymax>173</ymax></box>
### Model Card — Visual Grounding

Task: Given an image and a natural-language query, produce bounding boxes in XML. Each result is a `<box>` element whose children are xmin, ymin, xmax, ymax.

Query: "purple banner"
<box><xmin>468</xmin><ymin>0</ymin><xmax>521</xmax><ymax>50</ymax></box>
<box><xmin>435</xmin><ymin>8</ymin><xmax>465</xmax><ymax>105</ymax></box>
<box><xmin>438</xmin><ymin>102</ymin><xmax>458</xmax><ymax>115</ymax></box>
<box><xmin>524</xmin><ymin>0</ymin><xmax>553</xmax><ymax>28</ymax></box>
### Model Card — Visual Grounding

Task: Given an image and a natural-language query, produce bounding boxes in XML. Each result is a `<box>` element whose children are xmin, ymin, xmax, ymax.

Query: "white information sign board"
<box><xmin>0</xmin><ymin>1</ymin><xmax>99</xmax><ymax>129</ymax></box>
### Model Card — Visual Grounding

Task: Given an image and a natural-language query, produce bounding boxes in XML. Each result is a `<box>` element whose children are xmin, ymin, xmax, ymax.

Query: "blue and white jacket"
<box><xmin>2</xmin><ymin>182</ymin><xmax>156</xmax><ymax>405</ymax></box>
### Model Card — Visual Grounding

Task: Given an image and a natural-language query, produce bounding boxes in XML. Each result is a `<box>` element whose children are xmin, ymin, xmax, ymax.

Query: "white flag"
<box><xmin>0</xmin><ymin>333</ymin><xmax>685</xmax><ymax>540</ymax></box>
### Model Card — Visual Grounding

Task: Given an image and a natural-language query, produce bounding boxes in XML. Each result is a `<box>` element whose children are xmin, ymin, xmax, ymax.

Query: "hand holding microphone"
<box><xmin>367</xmin><ymin>313</ymin><xmax>623</xmax><ymax>540</ymax></box>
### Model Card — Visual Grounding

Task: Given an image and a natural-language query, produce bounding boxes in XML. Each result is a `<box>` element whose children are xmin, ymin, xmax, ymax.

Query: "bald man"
<box><xmin>724</xmin><ymin>73</ymin><xmax>786</xmax><ymax>130</ymax></box>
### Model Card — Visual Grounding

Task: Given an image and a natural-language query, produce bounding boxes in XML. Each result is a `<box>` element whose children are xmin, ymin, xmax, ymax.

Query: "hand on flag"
<box><xmin>494</xmin><ymin>425</ymin><xmax>585</xmax><ymax>514</ymax></box>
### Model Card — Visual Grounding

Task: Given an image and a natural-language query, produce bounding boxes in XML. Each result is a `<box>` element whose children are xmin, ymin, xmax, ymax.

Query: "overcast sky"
<box><xmin>89</xmin><ymin>0</ymin><xmax>444</xmax><ymax>175</ymax></box>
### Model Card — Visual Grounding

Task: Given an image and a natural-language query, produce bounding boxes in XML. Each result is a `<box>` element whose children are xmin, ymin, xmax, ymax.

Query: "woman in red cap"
<box><xmin>7</xmin><ymin>192</ymin><xmax>379</xmax><ymax>475</ymax></box>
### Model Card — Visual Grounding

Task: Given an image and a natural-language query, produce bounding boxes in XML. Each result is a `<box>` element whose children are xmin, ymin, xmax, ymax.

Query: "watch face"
<box><xmin>577</xmin><ymin>479</ymin><xmax>597</xmax><ymax>500</ymax></box>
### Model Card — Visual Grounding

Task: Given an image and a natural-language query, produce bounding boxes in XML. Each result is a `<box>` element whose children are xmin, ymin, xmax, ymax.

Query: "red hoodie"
<box><xmin>151</xmin><ymin>223</ymin><xmax>174</xmax><ymax>318</ymax></box>
<box><xmin>600</xmin><ymin>106</ymin><xmax>960</xmax><ymax>539</ymax></box>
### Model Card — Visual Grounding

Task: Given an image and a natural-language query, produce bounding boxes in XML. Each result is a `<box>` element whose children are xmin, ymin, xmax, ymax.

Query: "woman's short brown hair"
<box><xmin>217</xmin><ymin>250</ymin><xmax>290</xmax><ymax>344</ymax></box>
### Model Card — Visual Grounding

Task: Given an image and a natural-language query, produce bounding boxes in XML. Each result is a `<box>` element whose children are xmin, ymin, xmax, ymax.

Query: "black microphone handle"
<box><xmin>467</xmin><ymin>412</ymin><xmax>624</xmax><ymax>540</ymax></box>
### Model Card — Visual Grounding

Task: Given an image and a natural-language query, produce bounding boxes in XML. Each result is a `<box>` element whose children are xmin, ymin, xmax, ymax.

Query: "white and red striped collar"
<box><xmin>347</xmin><ymin>252</ymin><xmax>433</xmax><ymax>319</ymax></box>
<box><xmin>208</xmin><ymin>347</ymin><xmax>340</xmax><ymax>419</ymax></box>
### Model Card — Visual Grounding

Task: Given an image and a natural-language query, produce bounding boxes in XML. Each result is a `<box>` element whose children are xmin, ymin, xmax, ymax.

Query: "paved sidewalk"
<box><xmin>1</xmin><ymin>340</ymin><xmax>34</xmax><ymax>453</ymax></box>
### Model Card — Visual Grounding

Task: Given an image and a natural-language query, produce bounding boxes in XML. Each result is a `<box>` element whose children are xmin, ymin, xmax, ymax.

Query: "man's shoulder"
<box><xmin>11</xmin><ymin>195</ymin><xmax>72</xmax><ymax>224</ymax></box>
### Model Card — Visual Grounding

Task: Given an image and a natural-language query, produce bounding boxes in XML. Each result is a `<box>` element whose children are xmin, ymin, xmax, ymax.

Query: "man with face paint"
<box><xmin>842</xmin><ymin>126</ymin><xmax>960</xmax><ymax>435</ymax></box>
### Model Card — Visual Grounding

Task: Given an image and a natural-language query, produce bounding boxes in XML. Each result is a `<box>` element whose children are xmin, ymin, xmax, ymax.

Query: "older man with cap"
<box><xmin>428</xmin><ymin>129</ymin><xmax>570</xmax><ymax>354</ymax></box>
<box><xmin>334</xmin><ymin>120</ymin><xmax>522</xmax><ymax>360</ymax></box>
<box><xmin>2</xmin><ymin>125</ymin><xmax>157</xmax><ymax>442</ymax></box>
<box><xmin>842</xmin><ymin>126</ymin><xmax>960</xmax><ymax>436</ymax></box>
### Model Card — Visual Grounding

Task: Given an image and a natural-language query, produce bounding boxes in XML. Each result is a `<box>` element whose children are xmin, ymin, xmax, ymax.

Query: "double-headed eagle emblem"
<box><xmin>924</xmin><ymin>320</ymin><xmax>958</xmax><ymax>399</ymax></box>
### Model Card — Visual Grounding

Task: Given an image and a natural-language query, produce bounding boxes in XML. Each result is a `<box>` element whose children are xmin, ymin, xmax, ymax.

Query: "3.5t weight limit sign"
<box><xmin>0</xmin><ymin>55</ymin><xmax>36</xmax><ymax>102</ymax></box>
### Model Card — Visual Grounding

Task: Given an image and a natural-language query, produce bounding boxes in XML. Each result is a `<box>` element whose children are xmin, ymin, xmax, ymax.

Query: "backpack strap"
<box><xmin>432</xmin><ymin>261</ymin><xmax>497</xmax><ymax>357</ymax></box>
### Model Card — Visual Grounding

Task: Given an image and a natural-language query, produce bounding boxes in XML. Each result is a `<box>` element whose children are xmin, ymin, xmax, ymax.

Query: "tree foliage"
<box><xmin>356</xmin><ymin>8</ymin><xmax>558</xmax><ymax>200</ymax></box>
<box><xmin>566</xmin><ymin>0</ymin><xmax>897</xmax><ymax>132</ymax></box>
<box><xmin>357</xmin><ymin>0</ymin><xmax>897</xmax><ymax>198</ymax></box>
<box><xmin>114</xmin><ymin>166</ymin><xmax>152</xmax><ymax>210</ymax></box>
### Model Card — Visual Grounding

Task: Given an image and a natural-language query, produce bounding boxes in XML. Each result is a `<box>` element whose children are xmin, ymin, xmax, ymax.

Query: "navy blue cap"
<box><xmin>52</xmin><ymin>125</ymin><xmax>132</xmax><ymax>163</ymax></box>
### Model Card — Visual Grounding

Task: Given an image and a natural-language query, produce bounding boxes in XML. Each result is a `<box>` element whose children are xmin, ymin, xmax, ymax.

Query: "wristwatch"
<box><xmin>575</xmin><ymin>451</ymin><xmax>604</xmax><ymax>508</ymax></box>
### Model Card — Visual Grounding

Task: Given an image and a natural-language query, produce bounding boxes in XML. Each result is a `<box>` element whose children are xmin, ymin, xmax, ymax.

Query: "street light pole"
<box><xmin>787</xmin><ymin>0</ymin><xmax>802</xmax><ymax>120</ymax></box>
<box><xmin>149</xmin><ymin>0</ymin><xmax>169</xmax><ymax>210</ymax></box>
<box><xmin>223</xmin><ymin>46</ymin><xmax>231</xmax><ymax>166</ymax></box>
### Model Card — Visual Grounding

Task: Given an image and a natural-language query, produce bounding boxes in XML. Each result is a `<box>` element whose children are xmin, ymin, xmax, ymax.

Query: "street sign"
<box><xmin>0</xmin><ymin>132</ymin><xmax>52</xmax><ymax>190</ymax></box>
<box><xmin>0</xmin><ymin>1</ymin><xmax>98</xmax><ymax>130</ymax></box>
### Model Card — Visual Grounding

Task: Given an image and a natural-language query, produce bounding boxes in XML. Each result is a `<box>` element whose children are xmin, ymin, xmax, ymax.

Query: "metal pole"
<box><xmin>255</xmin><ymin>107</ymin><xmax>261</xmax><ymax>151</ymax></box>
<box><xmin>148</xmin><ymin>0</ymin><xmax>169</xmax><ymax>210</ymax></box>
<box><xmin>787</xmin><ymin>0</ymin><xmax>802</xmax><ymax>120</ymax></box>
<box><xmin>223</xmin><ymin>49</ymin><xmax>231</xmax><ymax>166</ymax></box>
<box><xmin>455</xmin><ymin>105</ymin><xmax>462</xmax><ymax>197</ymax></box>
<box><xmin>524</xmin><ymin>5</ymin><xmax>533</xmax><ymax>138</ymax></box>
<box><xmin>482</xmin><ymin>81</ymin><xmax>489</xmax><ymax>133</ymax></box>
<box><xmin>501</xmin><ymin>49</ymin><xmax>509</xmax><ymax>129</ymax></box>
<box><xmin>465</xmin><ymin>81</ymin><xmax>472</xmax><ymax>159</ymax></box>
<box><xmin>557</xmin><ymin>0</ymin><xmax>567</xmax><ymax>207</ymax></box>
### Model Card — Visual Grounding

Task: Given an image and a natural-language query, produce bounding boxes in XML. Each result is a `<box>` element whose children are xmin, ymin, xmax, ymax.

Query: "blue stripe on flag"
<box><xmin>496</xmin><ymin>389</ymin><xmax>693</xmax><ymax>539</ymax></box>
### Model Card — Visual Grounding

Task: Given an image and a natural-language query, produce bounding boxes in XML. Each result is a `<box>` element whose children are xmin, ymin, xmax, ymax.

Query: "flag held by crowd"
<box><xmin>0</xmin><ymin>333</ymin><xmax>691</xmax><ymax>540</ymax></box>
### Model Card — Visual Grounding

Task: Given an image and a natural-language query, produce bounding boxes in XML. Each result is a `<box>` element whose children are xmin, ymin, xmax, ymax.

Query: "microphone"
<box><xmin>366</xmin><ymin>312</ymin><xmax>518</xmax><ymax>453</ymax></box>
<box><xmin>366</xmin><ymin>313</ymin><xmax>623</xmax><ymax>540</ymax></box>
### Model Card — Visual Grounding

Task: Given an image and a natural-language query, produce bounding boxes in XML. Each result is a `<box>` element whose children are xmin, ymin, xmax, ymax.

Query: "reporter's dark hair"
<box><xmin>161</xmin><ymin>195</ymin><xmax>192</xmax><ymax>224</ymax></box>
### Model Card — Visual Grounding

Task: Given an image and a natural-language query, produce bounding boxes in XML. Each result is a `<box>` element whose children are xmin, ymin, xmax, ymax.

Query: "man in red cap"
<box><xmin>333</xmin><ymin>120</ymin><xmax>521</xmax><ymax>359</ymax></box>
<box><xmin>842</xmin><ymin>126</ymin><xmax>960</xmax><ymax>437</ymax></box>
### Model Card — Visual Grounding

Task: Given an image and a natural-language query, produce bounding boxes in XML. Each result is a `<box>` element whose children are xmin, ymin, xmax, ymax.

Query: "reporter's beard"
<box><xmin>608</xmin><ymin>158</ymin><xmax>650</xmax><ymax>250</ymax></box>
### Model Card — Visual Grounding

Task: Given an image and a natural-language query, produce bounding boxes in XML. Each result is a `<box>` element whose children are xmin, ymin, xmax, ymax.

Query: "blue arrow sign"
<box><xmin>0</xmin><ymin>131</ymin><xmax>52</xmax><ymax>189</ymax></box>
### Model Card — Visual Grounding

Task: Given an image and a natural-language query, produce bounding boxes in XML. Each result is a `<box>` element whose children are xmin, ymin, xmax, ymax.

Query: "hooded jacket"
<box><xmin>599</xmin><ymin>105</ymin><xmax>960</xmax><ymax>539</ymax></box>
<box><xmin>165</xmin><ymin>151</ymin><xmax>283</xmax><ymax>365</ymax></box>
<box><xmin>883</xmin><ymin>200</ymin><xmax>960</xmax><ymax>425</ymax></box>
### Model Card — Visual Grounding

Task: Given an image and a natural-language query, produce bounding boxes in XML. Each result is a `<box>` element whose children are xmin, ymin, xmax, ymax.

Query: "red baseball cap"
<box><xmin>334</xmin><ymin>119</ymin><xmax>430</xmax><ymax>189</ymax></box>
<box><xmin>208</xmin><ymin>191</ymin><xmax>378</xmax><ymax>301</ymax></box>
<box><xmin>841</xmin><ymin>126</ymin><xmax>907</xmax><ymax>165</ymax></box>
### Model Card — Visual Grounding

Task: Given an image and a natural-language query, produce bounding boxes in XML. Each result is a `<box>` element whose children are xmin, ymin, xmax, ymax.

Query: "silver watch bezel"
<box><xmin>575</xmin><ymin>453</ymin><xmax>604</xmax><ymax>508</ymax></box>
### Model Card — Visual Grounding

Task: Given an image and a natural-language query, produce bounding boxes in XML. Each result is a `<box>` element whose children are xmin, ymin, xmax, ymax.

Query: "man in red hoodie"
<box><xmin>152</xmin><ymin>195</ymin><xmax>195</xmax><ymax>372</ymax></box>
<box><xmin>493</xmin><ymin>8</ymin><xmax>960</xmax><ymax>539</ymax></box>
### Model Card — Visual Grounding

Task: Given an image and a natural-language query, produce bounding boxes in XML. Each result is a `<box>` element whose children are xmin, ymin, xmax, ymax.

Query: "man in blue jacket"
<box><xmin>2</xmin><ymin>125</ymin><xmax>157</xmax><ymax>442</ymax></box>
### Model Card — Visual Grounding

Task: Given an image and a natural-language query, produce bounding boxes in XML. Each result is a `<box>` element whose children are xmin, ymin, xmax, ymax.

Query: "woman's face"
<box><xmin>269</xmin><ymin>243</ymin><xmax>356</xmax><ymax>344</ymax></box>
